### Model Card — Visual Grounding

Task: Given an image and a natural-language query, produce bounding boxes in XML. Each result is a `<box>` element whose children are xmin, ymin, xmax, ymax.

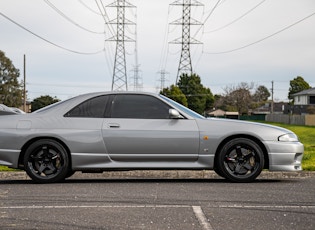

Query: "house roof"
<box><xmin>292</xmin><ymin>87</ymin><xmax>315</xmax><ymax>96</ymax></box>
<box><xmin>208</xmin><ymin>109</ymin><xmax>225</xmax><ymax>116</ymax></box>
<box><xmin>208</xmin><ymin>109</ymin><xmax>239</xmax><ymax>116</ymax></box>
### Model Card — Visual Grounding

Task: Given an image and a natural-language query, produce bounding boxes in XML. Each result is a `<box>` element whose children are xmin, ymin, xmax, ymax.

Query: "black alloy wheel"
<box><xmin>216</xmin><ymin>138</ymin><xmax>264</xmax><ymax>182</ymax></box>
<box><xmin>24</xmin><ymin>139</ymin><xmax>69</xmax><ymax>183</ymax></box>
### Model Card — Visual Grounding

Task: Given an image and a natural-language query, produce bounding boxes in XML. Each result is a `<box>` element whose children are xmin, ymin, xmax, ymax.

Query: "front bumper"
<box><xmin>265</xmin><ymin>141</ymin><xmax>304</xmax><ymax>171</ymax></box>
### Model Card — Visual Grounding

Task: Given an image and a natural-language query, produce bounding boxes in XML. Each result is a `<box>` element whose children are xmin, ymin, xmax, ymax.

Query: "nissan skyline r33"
<box><xmin>0</xmin><ymin>92</ymin><xmax>304</xmax><ymax>183</ymax></box>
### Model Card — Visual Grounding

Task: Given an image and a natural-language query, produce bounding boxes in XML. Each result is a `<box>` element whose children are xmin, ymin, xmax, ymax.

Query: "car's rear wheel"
<box><xmin>216</xmin><ymin>138</ymin><xmax>264</xmax><ymax>182</ymax></box>
<box><xmin>24</xmin><ymin>139</ymin><xmax>69</xmax><ymax>183</ymax></box>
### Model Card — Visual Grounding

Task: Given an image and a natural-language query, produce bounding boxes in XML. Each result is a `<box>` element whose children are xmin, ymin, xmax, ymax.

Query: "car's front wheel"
<box><xmin>24</xmin><ymin>139</ymin><xmax>69</xmax><ymax>183</ymax></box>
<box><xmin>216</xmin><ymin>138</ymin><xmax>264</xmax><ymax>182</ymax></box>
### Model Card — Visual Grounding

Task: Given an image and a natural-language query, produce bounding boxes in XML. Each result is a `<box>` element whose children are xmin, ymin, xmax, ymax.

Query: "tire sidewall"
<box><xmin>24</xmin><ymin>139</ymin><xmax>69</xmax><ymax>183</ymax></box>
<box><xmin>217</xmin><ymin>138</ymin><xmax>264</xmax><ymax>183</ymax></box>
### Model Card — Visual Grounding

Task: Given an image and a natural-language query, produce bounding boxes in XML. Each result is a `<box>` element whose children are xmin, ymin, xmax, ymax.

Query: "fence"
<box><xmin>266</xmin><ymin>114</ymin><xmax>315</xmax><ymax>126</ymax></box>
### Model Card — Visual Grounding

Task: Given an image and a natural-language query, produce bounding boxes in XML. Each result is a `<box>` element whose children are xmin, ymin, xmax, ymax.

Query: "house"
<box><xmin>207</xmin><ymin>109</ymin><xmax>239</xmax><ymax>119</ymax></box>
<box><xmin>207</xmin><ymin>109</ymin><xmax>225</xmax><ymax>117</ymax></box>
<box><xmin>253</xmin><ymin>102</ymin><xmax>288</xmax><ymax>115</ymax></box>
<box><xmin>292</xmin><ymin>88</ymin><xmax>315</xmax><ymax>105</ymax></box>
<box><xmin>285</xmin><ymin>88</ymin><xmax>315</xmax><ymax>114</ymax></box>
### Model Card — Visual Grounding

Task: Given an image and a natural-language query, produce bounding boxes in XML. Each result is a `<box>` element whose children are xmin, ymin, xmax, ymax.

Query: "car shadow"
<box><xmin>0</xmin><ymin>177</ymin><xmax>287</xmax><ymax>185</ymax></box>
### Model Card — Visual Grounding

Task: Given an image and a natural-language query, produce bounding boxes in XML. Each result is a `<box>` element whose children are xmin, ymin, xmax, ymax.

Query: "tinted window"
<box><xmin>111</xmin><ymin>94</ymin><xmax>171</xmax><ymax>119</ymax></box>
<box><xmin>65</xmin><ymin>95</ymin><xmax>110</xmax><ymax>118</ymax></box>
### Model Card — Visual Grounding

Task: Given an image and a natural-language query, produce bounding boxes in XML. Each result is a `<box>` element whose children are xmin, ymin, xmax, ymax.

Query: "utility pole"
<box><xmin>271</xmin><ymin>81</ymin><xmax>274</xmax><ymax>114</ymax></box>
<box><xmin>107</xmin><ymin>0</ymin><xmax>135</xmax><ymax>91</ymax></box>
<box><xmin>170</xmin><ymin>0</ymin><xmax>203</xmax><ymax>83</ymax></box>
<box><xmin>23</xmin><ymin>54</ymin><xmax>26</xmax><ymax>112</ymax></box>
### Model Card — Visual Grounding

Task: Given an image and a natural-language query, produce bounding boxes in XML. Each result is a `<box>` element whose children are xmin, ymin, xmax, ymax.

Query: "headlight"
<box><xmin>278</xmin><ymin>133</ymin><xmax>299</xmax><ymax>142</ymax></box>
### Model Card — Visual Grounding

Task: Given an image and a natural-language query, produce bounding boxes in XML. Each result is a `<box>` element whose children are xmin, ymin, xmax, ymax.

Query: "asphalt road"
<box><xmin>0</xmin><ymin>171</ymin><xmax>314</xmax><ymax>230</ymax></box>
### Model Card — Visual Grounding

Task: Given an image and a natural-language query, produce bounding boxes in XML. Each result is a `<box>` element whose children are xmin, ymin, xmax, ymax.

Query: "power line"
<box><xmin>95</xmin><ymin>0</ymin><xmax>116</xmax><ymax>38</ymax></box>
<box><xmin>204</xmin><ymin>0</ymin><xmax>266</xmax><ymax>33</ymax></box>
<box><xmin>78</xmin><ymin>0</ymin><xmax>102</xmax><ymax>15</ymax></box>
<box><xmin>203</xmin><ymin>11</ymin><xmax>315</xmax><ymax>54</ymax></box>
<box><xmin>158</xmin><ymin>5</ymin><xmax>174</xmax><ymax>72</ymax></box>
<box><xmin>44</xmin><ymin>0</ymin><xmax>104</xmax><ymax>34</ymax></box>
<box><xmin>193</xmin><ymin>0</ymin><xmax>221</xmax><ymax>37</ymax></box>
<box><xmin>189</xmin><ymin>0</ymin><xmax>221</xmax><ymax>72</ymax></box>
<box><xmin>0</xmin><ymin>11</ymin><xmax>105</xmax><ymax>55</ymax></box>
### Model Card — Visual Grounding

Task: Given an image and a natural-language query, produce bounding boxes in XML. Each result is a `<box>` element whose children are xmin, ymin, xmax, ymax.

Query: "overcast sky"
<box><xmin>1</xmin><ymin>0</ymin><xmax>314</xmax><ymax>102</ymax></box>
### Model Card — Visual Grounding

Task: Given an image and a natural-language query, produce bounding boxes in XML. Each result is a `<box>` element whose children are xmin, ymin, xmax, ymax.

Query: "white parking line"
<box><xmin>1</xmin><ymin>204</ymin><xmax>216</xmax><ymax>229</ymax></box>
<box><xmin>192</xmin><ymin>206</ymin><xmax>214</xmax><ymax>230</ymax></box>
<box><xmin>0</xmin><ymin>204</ymin><xmax>191</xmax><ymax>209</ymax></box>
<box><xmin>1</xmin><ymin>204</ymin><xmax>313</xmax><ymax>230</ymax></box>
<box><xmin>218</xmin><ymin>205</ymin><xmax>315</xmax><ymax>209</ymax></box>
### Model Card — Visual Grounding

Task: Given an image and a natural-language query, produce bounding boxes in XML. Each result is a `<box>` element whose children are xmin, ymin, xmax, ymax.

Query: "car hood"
<box><xmin>196</xmin><ymin>118</ymin><xmax>294</xmax><ymax>142</ymax></box>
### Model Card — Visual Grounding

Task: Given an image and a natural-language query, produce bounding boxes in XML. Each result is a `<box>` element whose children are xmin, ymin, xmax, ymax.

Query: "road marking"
<box><xmin>192</xmin><ymin>206</ymin><xmax>214</xmax><ymax>230</ymax></box>
<box><xmin>0</xmin><ymin>204</ymin><xmax>215</xmax><ymax>230</ymax></box>
<box><xmin>1</xmin><ymin>204</ymin><xmax>313</xmax><ymax>230</ymax></box>
<box><xmin>0</xmin><ymin>204</ymin><xmax>314</xmax><ymax>209</ymax></box>
<box><xmin>218</xmin><ymin>205</ymin><xmax>315</xmax><ymax>209</ymax></box>
<box><xmin>0</xmin><ymin>204</ymin><xmax>191</xmax><ymax>209</ymax></box>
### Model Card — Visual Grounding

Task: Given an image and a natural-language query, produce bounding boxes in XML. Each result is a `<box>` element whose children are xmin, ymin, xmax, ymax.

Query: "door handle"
<box><xmin>108</xmin><ymin>123</ymin><xmax>120</xmax><ymax>128</ymax></box>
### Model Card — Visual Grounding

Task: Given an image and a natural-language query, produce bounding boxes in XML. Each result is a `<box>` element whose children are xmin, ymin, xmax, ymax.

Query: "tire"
<box><xmin>213</xmin><ymin>166</ymin><xmax>225</xmax><ymax>179</ymax></box>
<box><xmin>65</xmin><ymin>169</ymin><xmax>75</xmax><ymax>179</ymax></box>
<box><xmin>216</xmin><ymin>138</ymin><xmax>264</xmax><ymax>183</ymax></box>
<box><xmin>24</xmin><ymin>139</ymin><xmax>69</xmax><ymax>183</ymax></box>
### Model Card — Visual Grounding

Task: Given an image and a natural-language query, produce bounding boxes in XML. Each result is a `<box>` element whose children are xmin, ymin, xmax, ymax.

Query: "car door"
<box><xmin>102</xmin><ymin>94</ymin><xmax>200</xmax><ymax>162</ymax></box>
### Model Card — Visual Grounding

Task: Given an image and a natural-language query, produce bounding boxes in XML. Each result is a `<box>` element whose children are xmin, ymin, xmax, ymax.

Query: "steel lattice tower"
<box><xmin>107</xmin><ymin>0</ymin><xmax>135</xmax><ymax>91</ymax></box>
<box><xmin>170</xmin><ymin>0</ymin><xmax>203</xmax><ymax>83</ymax></box>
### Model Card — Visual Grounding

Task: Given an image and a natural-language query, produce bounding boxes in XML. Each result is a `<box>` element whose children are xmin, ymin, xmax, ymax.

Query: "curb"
<box><xmin>0</xmin><ymin>170</ymin><xmax>314</xmax><ymax>181</ymax></box>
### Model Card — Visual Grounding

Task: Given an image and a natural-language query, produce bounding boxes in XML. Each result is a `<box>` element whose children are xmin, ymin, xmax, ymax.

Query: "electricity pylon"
<box><xmin>157</xmin><ymin>69</ymin><xmax>169</xmax><ymax>91</ymax></box>
<box><xmin>107</xmin><ymin>0</ymin><xmax>135</xmax><ymax>91</ymax></box>
<box><xmin>170</xmin><ymin>0</ymin><xmax>203</xmax><ymax>83</ymax></box>
<box><xmin>130</xmin><ymin>10</ymin><xmax>142</xmax><ymax>91</ymax></box>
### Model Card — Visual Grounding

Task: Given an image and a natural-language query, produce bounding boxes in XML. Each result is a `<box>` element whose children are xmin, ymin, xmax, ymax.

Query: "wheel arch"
<box><xmin>18</xmin><ymin>137</ymin><xmax>72</xmax><ymax>170</ymax></box>
<box><xmin>214</xmin><ymin>134</ymin><xmax>269</xmax><ymax>170</ymax></box>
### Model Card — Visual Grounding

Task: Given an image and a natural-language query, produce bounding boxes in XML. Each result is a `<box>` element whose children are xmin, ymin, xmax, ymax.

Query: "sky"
<box><xmin>0</xmin><ymin>0</ymin><xmax>314</xmax><ymax>102</ymax></box>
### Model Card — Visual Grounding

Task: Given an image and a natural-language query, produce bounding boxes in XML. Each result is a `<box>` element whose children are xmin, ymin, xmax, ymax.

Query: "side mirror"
<box><xmin>169</xmin><ymin>109</ymin><xmax>183</xmax><ymax>119</ymax></box>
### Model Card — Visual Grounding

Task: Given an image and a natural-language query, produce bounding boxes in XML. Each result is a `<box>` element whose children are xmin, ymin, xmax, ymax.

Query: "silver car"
<box><xmin>0</xmin><ymin>92</ymin><xmax>304</xmax><ymax>183</ymax></box>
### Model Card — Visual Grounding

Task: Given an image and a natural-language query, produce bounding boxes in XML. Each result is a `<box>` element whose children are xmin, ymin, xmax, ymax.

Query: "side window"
<box><xmin>65</xmin><ymin>95</ymin><xmax>110</xmax><ymax>118</ymax></box>
<box><xmin>111</xmin><ymin>94</ymin><xmax>171</xmax><ymax>119</ymax></box>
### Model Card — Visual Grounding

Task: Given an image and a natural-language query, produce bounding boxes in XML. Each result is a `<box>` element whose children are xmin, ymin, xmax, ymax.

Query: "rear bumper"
<box><xmin>0</xmin><ymin>149</ymin><xmax>20</xmax><ymax>168</ymax></box>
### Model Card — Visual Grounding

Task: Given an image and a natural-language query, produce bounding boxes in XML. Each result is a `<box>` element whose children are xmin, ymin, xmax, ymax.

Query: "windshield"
<box><xmin>160</xmin><ymin>95</ymin><xmax>205</xmax><ymax>119</ymax></box>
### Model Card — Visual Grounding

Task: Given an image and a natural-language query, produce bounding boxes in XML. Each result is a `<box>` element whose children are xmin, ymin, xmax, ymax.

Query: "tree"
<box><xmin>0</xmin><ymin>50</ymin><xmax>24</xmax><ymax>107</ymax></box>
<box><xmin>160</xmin><ymin>85</ymin><xmax>188</xmax><ymax>106</ymax></box>
<box><xmin>177</xmin><ymin>73</ymin><xmax>214</xmax><ymax>114</ymax></box>
<box><xmin>288</xmin><ymin>76</ymin><xmax>311</xmax><ymax>101</ymax></box>
<box><xmin>252</xmin><ymin>85</ymin><xmax>270</xmax><ymax>102</ymax></box>
<box><xmin>31</xmin><ymin>95</ymin><xmax>60</xmax><ymax>112</ymax></box>
<box><xmin>222</xmin><ymin>82</ymin><xmax>254</xmax><ymax>115</ymax></box>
